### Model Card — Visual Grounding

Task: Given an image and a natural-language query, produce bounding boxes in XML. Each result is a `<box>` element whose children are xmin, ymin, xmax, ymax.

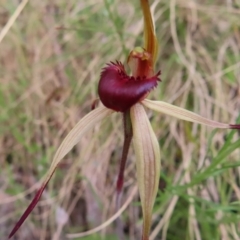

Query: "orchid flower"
<box><xmin>9</xmin><ymin>0</ymin><xmax>240</xmax><ymax>239</ymax></box>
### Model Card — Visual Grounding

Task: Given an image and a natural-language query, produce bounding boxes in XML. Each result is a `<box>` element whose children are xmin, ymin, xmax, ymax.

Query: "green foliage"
<box><xmin>0</xmin><ymin>0</ymin><xmax>239</xmax><ymax>239</ymax></box>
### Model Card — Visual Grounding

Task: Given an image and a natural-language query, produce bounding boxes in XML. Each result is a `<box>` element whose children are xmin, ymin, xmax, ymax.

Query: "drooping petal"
<box><xmin>130</xmin><ymin>103</ymin><xmax>160</xmax><ymax>240</ymax></box>
<box><xmin>143</xmin><ymin>99</ymin><xmax>240</xmax><ymax>129</ymax></box>
<box><xmin>140</xmin><ymin>0</ymin><xmax>158</xmax><ymax>66</ymax></box>
<box><xmin>98</xmin><ymin>62</ymin><xmax>160</xmax><ymax>112</ymax></box>
<box><xmin>8</xmin><ymin>106</ymin><xmax>113</xmax><ymax>239</ymax></box>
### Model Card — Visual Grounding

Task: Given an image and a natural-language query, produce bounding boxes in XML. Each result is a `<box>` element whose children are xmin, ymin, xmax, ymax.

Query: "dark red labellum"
<box><xmin>98</xmin><ymin>61</ymin><xmax>161</xmax><ymax>112</ymax></box>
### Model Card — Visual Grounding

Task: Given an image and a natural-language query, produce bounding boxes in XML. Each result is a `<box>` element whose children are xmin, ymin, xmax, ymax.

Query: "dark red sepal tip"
<box><xmin>98</xmin><ymin>61</ymin><xmax>161</xmax><ymax>112</ymax></box>
<box><xmin>8</xmin><ymin>181</ymin><xmax>49</xmax><ymax>239</ymax></box>
<box><xmin>230</xmin><ymin>124</ymin><xmax>240</xmax><ymax>129</ymax></box>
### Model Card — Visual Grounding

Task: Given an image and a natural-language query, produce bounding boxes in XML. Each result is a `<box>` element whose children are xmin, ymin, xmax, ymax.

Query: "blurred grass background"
<box><xmin>0</xmin><ymin>0</ymin><xmax>240</xmax><ymax>239</ymax></box>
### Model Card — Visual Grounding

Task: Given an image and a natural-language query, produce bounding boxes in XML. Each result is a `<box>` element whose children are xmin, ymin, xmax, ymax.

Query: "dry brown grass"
<box><xmin>0</xmin><ymin>0</ymin><xmax>240</xmax><ymax>239</ymax></box>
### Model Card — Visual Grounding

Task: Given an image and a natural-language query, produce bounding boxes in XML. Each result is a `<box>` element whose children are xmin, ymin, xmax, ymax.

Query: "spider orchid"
<box><xmin>9</xmin><ymin>0</ymin><xmax>240</xmax><ymax>239</ymax></box>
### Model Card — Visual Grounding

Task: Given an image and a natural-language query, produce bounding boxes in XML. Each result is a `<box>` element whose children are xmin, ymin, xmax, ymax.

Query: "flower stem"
<box><xmin>116</xmin><ymin>110</ymin><xmax>133</xmax><ymax>194</ymax></box>
<box><xmin>116</xmin><ymin>110</ymin><xmax>133</xmax><ymax>238</ymax></box>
